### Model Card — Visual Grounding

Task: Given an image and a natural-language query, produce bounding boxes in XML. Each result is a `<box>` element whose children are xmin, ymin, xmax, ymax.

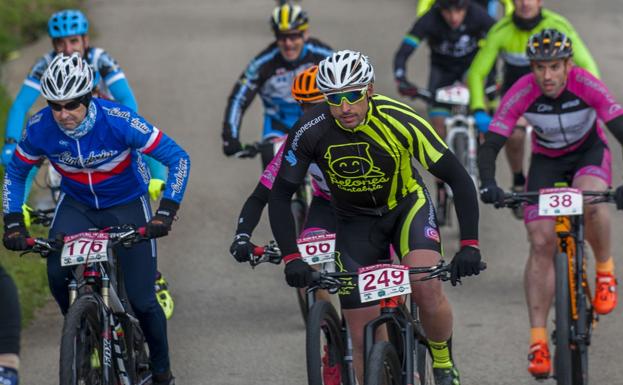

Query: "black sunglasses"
<box><xmin>276</xmin><ymin>31</ymin><xmax>304</xmax><ymax>42</ymax></box>
<box><xmin>47</xmin><ymin>94</ymin><xmax>90</xmax><ymax>112</ymax></box>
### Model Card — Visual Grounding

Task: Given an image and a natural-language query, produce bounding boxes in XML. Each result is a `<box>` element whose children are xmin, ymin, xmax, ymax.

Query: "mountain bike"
<box><xmin>26</xmin><ymin>225</ymin><xmax>153</xmax><ymax>385</ymax></box>
<box><xmin>496</xmin><ymin>187</ymin><xmax>616</xmax><ymax>385</ymax></box>
<box><xmin>306</xmin><ymin>261</ymin><xmax>485</xmax><ymax>385</ymax></box>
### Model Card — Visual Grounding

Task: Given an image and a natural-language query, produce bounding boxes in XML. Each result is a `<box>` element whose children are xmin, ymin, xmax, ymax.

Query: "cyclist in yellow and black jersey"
<box><xmin>269</xmin><ymin>50</ymin><xmax>482</xmax><ymax>385</ymax></box>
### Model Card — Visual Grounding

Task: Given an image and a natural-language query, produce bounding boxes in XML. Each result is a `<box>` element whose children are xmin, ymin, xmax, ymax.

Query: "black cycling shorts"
<box><xmin>0</xmin><ymin>264</ymin><xmax>21</xmax><ymax>355</ymax></box>
<box><xmin>334</xmin><ymin>189</ymin><xmax>442</xmax><ymax>309</ymax></box>
<box><xmin>524</xmin><ymin>136</ymin><xmax>611</xmax><ymax>223</ymax></box>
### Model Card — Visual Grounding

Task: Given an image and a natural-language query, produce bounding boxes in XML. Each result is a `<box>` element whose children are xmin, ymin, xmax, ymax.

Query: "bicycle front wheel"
<box><xmin>365</xmin><ymin>341</ymin><xmax>402</xmax><ymax>385</ymax></box>
<box><xmin>306</xmin><ymin>300</ymin><xmax>347</xmax><ymax>385</ymax></box>
<box><xmin>554</xmin><ymin>252</ymin><xmax>573</xmax><ymax>385</ymax></box>
<box><xmin>59</xmin><ymin>295</ymin><xmax>107</xmax><ymax>385</ymax></box>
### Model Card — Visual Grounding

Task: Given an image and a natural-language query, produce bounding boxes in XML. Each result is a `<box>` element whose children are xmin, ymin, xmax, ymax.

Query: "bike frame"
<box><xmin>555</xmin><ymin>213</ymin><xmax>594</xmax><ymax>384</ymax></box>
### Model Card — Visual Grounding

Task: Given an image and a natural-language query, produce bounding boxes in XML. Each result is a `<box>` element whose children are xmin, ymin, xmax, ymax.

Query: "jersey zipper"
<box><xmin>556</xmin><ymin>108</ymin><xmax>570</xmax><ymax>146</ymax></box>
<box><xmin>75</xmin><ymin>139</ymin><xmax>100</xmax><ymax>209</ymax></box>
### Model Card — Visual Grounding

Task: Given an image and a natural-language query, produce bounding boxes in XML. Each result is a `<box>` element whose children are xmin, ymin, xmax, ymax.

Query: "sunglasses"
<box><xmin>276</xmin><ymin>31</ymin><xmax>304</xmax><ymax>42</ymax></box>
<box><xmin>324</xmin><ymin>87</ymin><xmax>367</xmax><ymax>107</ymax></box>
<box><xmin>47</xmin><ymin>94</ymin><xmax>90</xmax><ymax>112</ymax></box>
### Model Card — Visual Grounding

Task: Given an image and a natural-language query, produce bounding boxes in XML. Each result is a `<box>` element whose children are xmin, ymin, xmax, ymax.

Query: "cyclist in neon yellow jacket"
<box><xmin>467</xmin><ymin>0</ymin><xmax>599</xmax><ymax>208</ymax></box>
<box><xmin>417</xmin><ymin>0</ymin><xmax>514</xmax><ymax>18</ymax></box>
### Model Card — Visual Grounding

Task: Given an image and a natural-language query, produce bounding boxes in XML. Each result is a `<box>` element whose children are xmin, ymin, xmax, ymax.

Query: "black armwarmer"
<box><xmin>393</xmin><ymin>43</ymin><xmax>416</xmax><ymax>79</ymax></box>
<box><xmin>605</xmin><ymin>115</ymin><xmax>623</xmax><ymax>148</ymax></box>
<box><xmin>477</xmin><ymin>132</ymin><xmax>507</xmax><ymax>186</ymax></box>
<box><xmin>268</xmin><ymin>176</ymin><xmax>300</xmax><ymax>255</ymax></box>
<box><xmin>428</xmin><ymin>150</ymin><xmax>479</xmax><ymax>241</ymax></box>
<box><xmin>235</xmin><ymin>182</ymin><xmax>271</xmax><ymax>236</ymax></box>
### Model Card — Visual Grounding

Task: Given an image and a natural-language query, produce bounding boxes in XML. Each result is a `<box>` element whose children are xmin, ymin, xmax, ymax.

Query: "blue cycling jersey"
<box><xmin>3</xmin><ymin>99</ymin><xmax>190</xmax><ymax>213</ymax></box>
<box><xmin>223</xmin><ymin>38</ymin><xmax>332</xmax><ymax>141</ymax></box>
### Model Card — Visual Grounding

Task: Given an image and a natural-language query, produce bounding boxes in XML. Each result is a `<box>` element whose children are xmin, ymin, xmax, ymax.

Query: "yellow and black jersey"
<box><xmin>278</xmin><ymin>94</ymin><xmax>448</xmax><ymax>214</ymax></box>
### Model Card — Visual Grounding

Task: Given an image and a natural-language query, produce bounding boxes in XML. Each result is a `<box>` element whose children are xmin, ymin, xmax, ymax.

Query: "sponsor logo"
<box><xmin>424</xmin><ymin>226</ymin><xmax>440</xmax><ymax>243</ymax></box>
<box><xmin>3</xmin><ymin>176</ymin><xmax>11</xmax><ymax>212</ymax></box>
<box><xmin>561</xmin><ymin>99</ymin><xmax>580</xmax><ymax>109</ymax></box>
<box><xmin>58</xmin><ymin>140</ymin><xmax>70</xmax><ymax>147</ymax></box>
<box><xmin>130</xmin><ymin>117</ymin><xmax>150</xmax><ymax>134</ymax></box>
<box><xmin>609</xmin><ymin>104</ymin><xmax>622</xmax><ymax>115</ymax></box>
<box><xmin>171</xmin><ymin>158</ymin><xmax>188</xmax><ymax>195</ymax></box>
<box><xmin>324</xmin><ymin>142</ymin><xmax>389</xmax><ymax>193</ymax></box>
<box><xmin>103</xmin><ymin>106</ymin><xmax>131</xmax><ymax>121</ymax></box>
<box><xmin>285</xmin><ymin>150</ymin><xmax>298</xmax><ymax>166</ymax></box>
<box><xmin>292</xmin><ymin>113</ymin><xmax>326</xmax><ymax>150</ymax></box>
<box><xmin>136</xmin><ymin>155</ymin><xmax>150</xmax><ymax>184</ymax></box>
<box><xmin>28</xmin><ymin>113</ymin><xmax>43</xmax><ymax>125</ymax></box>
<box><xmin>58</xmin><ymin>149</ymin><xmax>118</xmax><ymax>167</ymax></box>
<box><xmin>536</xmin><ymin>103</ymin><xmax>553</xmax><ymax>112</ymax></box>
<box><xmin>499</xmin><ymin>84</ymin><xmax>532</xmax><ymax>118</ymax></box>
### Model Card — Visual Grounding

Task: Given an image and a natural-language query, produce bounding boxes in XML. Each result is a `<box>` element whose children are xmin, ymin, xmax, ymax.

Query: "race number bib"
<box><xmin>297</xmin><ymin>233</ymin><xmax>336</xmax><ymax>265</ymax></box>
<box><xmin>61</xmin><ymin>232</ymin><xmax>109</xmax><ymax>267</ymax></box>
<box><xmin>538</xmin><ymin>187</ymin><xmax>583</xmax><ymax>216</ymax></box>
<box><xmin>358</xmin><ymin>264</ymin><xmax>411</xmax><ymax>303</ymax></box>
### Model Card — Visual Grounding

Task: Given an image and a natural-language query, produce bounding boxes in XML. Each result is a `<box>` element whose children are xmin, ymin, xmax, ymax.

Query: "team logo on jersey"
<box><xmin>324</xmin><ymin>142</ymin><xmax>389</xmax><ymax>193</ymax></box>
<box><xmin>424</xmin><ymin>226</ymin><xmax>440</xmax><ymax>243</ymax></box>
<box><xmin>285</xmin><ymin>150</ymin><xmax>298</xmax><ymax>166</ymax></box>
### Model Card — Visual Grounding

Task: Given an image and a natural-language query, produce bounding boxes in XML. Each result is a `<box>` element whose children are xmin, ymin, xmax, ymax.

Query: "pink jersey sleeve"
<box><xmin>259</xmin><ymin>139</ymin><xmax>286</xmax><ymax>190</ymax></box>
<box><xmin>567</xmin><ymin>67</ymin><xmax>623</xmax><ymax>123</ymax></box>
<box><xmin>489</xmin><ymin>74</ymin><xmax>540</xmax><ymax>137</ymax></box>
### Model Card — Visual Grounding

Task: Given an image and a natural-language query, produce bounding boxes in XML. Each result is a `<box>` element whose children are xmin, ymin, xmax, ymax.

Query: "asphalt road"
<box><xmin>3</xmin><ymin>0</ymin><xmax>623</xmax><ymax>384</ymax></box>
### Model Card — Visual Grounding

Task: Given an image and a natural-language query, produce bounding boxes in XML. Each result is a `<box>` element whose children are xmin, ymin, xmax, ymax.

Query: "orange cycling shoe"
<box><xmin>322</xmin><ymin>345</ymin><xmax>342</xmax><ymax>385</ymax></box>
<box><xmin>593</xmin><ymin>272</ymin><xmax>617</xmax><ymax>315</ymax></box>
<box><xmin>527</xmin><ymin>341</ymin><xmax>551</xmax><ymax>379</ymax></box>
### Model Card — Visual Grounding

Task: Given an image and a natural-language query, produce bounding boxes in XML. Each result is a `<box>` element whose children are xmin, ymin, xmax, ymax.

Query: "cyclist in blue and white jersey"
<box><xmin>221</xmin><ymin>2</ymin><xmax>332</xmax><ymax>167</ymax></box>
<box><xmin>1</xmin><ymin>9</ymin><xmax>167</xmax><ymax>202</ymax></box>
<box><xmin>2</xmin><ymin>54</ymin><xmax>191</xmax><ymax>385</ymax></box>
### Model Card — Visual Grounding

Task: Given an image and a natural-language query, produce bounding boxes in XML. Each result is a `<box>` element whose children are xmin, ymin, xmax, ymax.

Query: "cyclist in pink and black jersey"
<box><xmin>229</xmin><ymin>66</ymin><xmax>334</xmax><ymax>263</ymax></box>
<box><xmin>478</xmin><ymin>29</ymin><xmax>623</xmax><ymax>378</ymax></box>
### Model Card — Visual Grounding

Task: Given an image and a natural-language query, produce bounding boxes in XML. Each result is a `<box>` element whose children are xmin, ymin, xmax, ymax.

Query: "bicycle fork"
<box><xmin>363</xmin><ymin>299</ymin><xmax>415</xmax><ymax>385</ymax></box>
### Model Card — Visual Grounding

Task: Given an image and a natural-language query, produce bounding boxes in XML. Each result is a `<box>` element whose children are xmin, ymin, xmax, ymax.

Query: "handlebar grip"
<box><xmin>26</xmin><ymin>238</ymin><xmax>35</xmax><ymax>247</ymax></box>
<box><xmin>309</xmin><ymin>271</ymin><xmax>322</xmax><ymax>283</ymax></box>
<box><xmin>253</xmin><ymin>246</ymin><xmax>265</xmax><ymax>257</ymax></box>
<box><xmin>137</xmin><ymin>227</ymin><xmax>147</xmax><ymax>237</ymax></box>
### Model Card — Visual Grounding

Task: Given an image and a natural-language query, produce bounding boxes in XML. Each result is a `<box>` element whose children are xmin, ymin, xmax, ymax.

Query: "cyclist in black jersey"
<box><xmin>221</xmin><ymin>2</ymin><xmax>332</xmax><ymax>168</ymax></box>
<box><xmin>268</xmin><ymin>50</ymin><xmax>483</xmax><ymax>385</ymax></box>
<box><xmin>394</xmin><ymin>0</ymin><xmax>495</xmax><ymax>224</ymax></box>
<box><xmin>0</xmin><ymin>265</ymin><xmax>20</xmax><ymax>385</ymax></box>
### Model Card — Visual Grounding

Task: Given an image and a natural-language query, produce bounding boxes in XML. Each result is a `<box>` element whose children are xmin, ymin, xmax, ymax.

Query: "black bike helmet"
<box><xmin>437</xmin><ymin>0</ymin><xmax>469</xmax><ymax>10</ymax></box>
<box><xmin>526</xmin><ymin>29</ymin><xmax>573</xmax><ymax>61</ymax></box>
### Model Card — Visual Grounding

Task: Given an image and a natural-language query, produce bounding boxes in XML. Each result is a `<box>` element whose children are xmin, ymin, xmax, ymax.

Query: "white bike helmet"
<box><xmin>316</xmin><ymin>50</ymin><xmax>375</xmax><ymax>93</ymax></box>
<box><xmin>40</xmin><ymin>53</ymin><xmax>94</xmax><ymax>101</ymax></box>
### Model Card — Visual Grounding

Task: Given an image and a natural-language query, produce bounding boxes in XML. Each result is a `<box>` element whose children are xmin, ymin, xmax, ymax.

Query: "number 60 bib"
<box><xmin>61</xmin><ymin>232</ymin><xmax>109</xmax><ymax>267</ymax></box>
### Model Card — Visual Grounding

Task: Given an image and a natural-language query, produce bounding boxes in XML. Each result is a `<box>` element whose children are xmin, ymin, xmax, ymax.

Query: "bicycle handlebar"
<box><xmin>24</xmin><ymin>225</ymin><xmax>148</xmax><ymax>257</ymax></box>
<box><xmin>494</xmin><ymin>190</ymin><xmax>616</xmax><ymax>209</ymax></box>
<box><xmin>249</xmin><ymin>240</ymin><xmax>282</xmax><ymax>267</ymax></box>
<box><xmin>308</xmin><ymin>261</ymin><xmax>487</xmax><ymax>293</ymax></box>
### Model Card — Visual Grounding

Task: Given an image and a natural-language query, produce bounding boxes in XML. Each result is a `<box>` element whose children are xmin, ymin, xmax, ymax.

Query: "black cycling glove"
<box><xmin>230</xmin><ymin>233</ymin><xmax>254</xmax><ymax>263</ymax></box>
<box><xmin>146</xmin><ymin>199</ymin><xmax>178</xmax><ymax>238</ymax></box>
<box><xmin>3</xmin><ymin>213</ymin><xmax>30</xmax><ymax>251</ymax></box>
<box><xmin>479</xmin><ymin>182</ymin><xmax>505</xmax><ymax>205</ymax></box>
<box><xmin>222</xmin><ymin>134</ymin><xmax>243</xmax><ymax>156</ymax></box>
<box><xmin>284</xmin><ymin>257</ymin><xmax>314</xmax><ymax>288</ymax></box>
<box><xmin>450</xmin><ymin>246</ymin><xmax>482</xmax><ymax>286</ymax></box>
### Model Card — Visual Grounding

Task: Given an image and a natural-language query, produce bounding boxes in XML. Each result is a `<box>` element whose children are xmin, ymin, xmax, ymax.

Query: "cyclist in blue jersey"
<box><xmin>1</xmin><ymin>9</ymin><xmax>167</xmax><ymax>203</ymax></box>
<box><xmin>221</xmin><ymin>2</ymin><xmax>332</xmax><ymax>167</ymax></box>
<box><xmin>2</xmin><ymin>9</ymin><xmax>175</xmax><ymax>318</ymax></box>
<box><xmin>0</xmin><ymin>265</ymin><xmax>20</xmax><ymax>385</ymax></box>
<box><xmin>2</xmin><ymin>54</ymin><xmax>191</xmax><ymax>385</ymax></box>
